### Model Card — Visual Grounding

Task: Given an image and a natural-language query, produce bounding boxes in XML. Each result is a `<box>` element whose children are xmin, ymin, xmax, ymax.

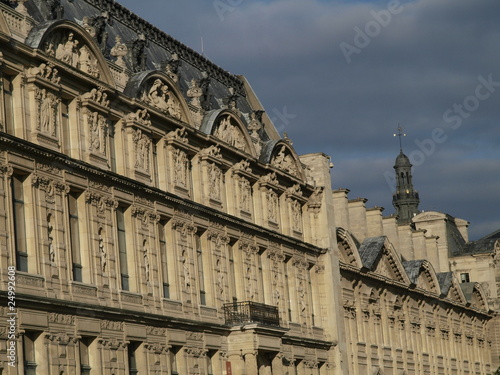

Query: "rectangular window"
<box><xmin>257</xmin><ymin>251</ymin><xmax>264</xmax><ymax>302</ymax></box>
<box><xmin>158</xmin><ymin>221</ymin><xmax>169</xmax><ymax>298</ymax></box>
<box><xmin>3</xmin><ymin>75</ymin><xmax>14</xmax><ymax>134</ymax></box>
<box><xmin>169</xmin><ymin>346</ymin><xmax>180</xmax><ymax>375</ymax></box>
<box><xmin>61</xmin><ymin>99</ymin><xmax>70</xmax><ymax>154</ymax></box>
<box><xmin>116</xmin><ymin>206</ymin><xmax>129</xmax><ymax>290</ymax></box>
<box><xmin>68</xmin><ymin>192</ymin><xmax>82</xmax><ymax>282</ymax></box>
<box><xmin>460</xmin><ymin>272</ymin><xmax>470</xmax><ymax>283</ymax></box>
<box><xmin>23</xmin><ymin>331</ymin><xmax>38</xmax><ymax>375</ymax></box>
<box><xmin>195</xmin><ymin>232</ymin><xmax>206</xmax><ymax>305</ymax></box>
<box><xmin>128</xmin><ymin>342</ymin><xmax>140</xmax><ymax>375</ymax></box>
<box><xmin>11</xmin><ymin>174</ymin><xmax>28</xmax><ymax>272</ymax></box>
<box><xmin>228</xmin><ymin>244</ymin><xmax>237</xmax><ymax>302</ymax></box>
<box><xmin>79</xmin><ymin>338</ymin><xmax>92</xmax><ymax>375</ymax></box>
<box><xmin>109</xmin><ymin>124</ymin><xmax>116</xmax><ymax>172</ymax></box>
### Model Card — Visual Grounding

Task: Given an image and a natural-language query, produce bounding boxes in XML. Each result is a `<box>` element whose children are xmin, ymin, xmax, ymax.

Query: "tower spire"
<box><xmin>394</xmin><ymin>124</ymin><xmax>406</xmax><ymax>153</ymax></box>
<box><xmin>392</xmin><ymin>126</ymin><xmax>420</xmax><ymax>224</ymax></box>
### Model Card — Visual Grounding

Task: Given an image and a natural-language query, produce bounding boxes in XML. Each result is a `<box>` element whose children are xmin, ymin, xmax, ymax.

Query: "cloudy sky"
<box><xmin>116</xmin><ymin>0</ymin><xmax>500</xmax><ymax>240</ymax></box>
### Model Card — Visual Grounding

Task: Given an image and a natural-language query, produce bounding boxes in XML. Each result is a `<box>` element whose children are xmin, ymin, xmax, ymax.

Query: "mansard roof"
<box><xmin>10</xmin><ymin>0</ymin><xmax>304</xmax><ymax>160</ymax></box>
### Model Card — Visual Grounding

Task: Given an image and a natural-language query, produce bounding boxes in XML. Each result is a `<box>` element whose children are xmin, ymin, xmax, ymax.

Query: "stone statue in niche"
<box><xmin>173</xmin><ymin>149</ymin><xmax>189</xmax><ymax>188</ymax></box>
<box><xmin>291</xmin><ymin>200</ymin><xmax>302</xmax><ymax>231</ymax></box>
<box><xmin>207</xmin><ymin>163</ymin><xmax>222</xmax><ymax>200</ymax></box>
<box><xmin>214</xmin><ymin>116</ymin><xmax>246</xmax><ymax>151</ymax></box>
<box><xmin>88</xmin><ymin>111</ymin><xmax>108</xmax><ymax>155</ymax></box>
<box><xmin>36</xmin><ymin>88</ymin><xmax>59</xmax><ymax>137</ymax></box>
<box><xmin>271</xmin><ymin>145</ymin><xmax>299</xmax><ymax>177</ymax></box>
<box><xmin>239</xmin><ymin>177</ymin><xmax>251</xmax><ymax>212</ymax></box>
<box><xmin>142</xmin><ymin>79</ymin><xmax>182</xmax><ymax>120</ymax></box>
<box><xmin>133</xmin><ymin>129</ymin><xmax>151</xmax><ymax>172</ymax></box>
<box><xmin>110</xmin><ymin>36</ymin><xmax>128</xmax><ymax>67</ymax></box>
<box><xmin>267</xmin><ymin>189</ymin><xmax>278</xmax><ymax>222</ymax></box>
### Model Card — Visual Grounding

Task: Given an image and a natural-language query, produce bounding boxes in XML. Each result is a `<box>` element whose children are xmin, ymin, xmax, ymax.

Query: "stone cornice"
<box><xmin>0</xmin><ymin>133</ymin><xmax>325</xmax><ymax>257</ymax></box>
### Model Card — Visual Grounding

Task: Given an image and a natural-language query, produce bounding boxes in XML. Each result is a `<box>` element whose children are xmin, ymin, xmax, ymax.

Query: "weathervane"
<box><xmin>394</xmin><ymin>125</ymin><xmax>406</xmax><ymax>152</ymax></box>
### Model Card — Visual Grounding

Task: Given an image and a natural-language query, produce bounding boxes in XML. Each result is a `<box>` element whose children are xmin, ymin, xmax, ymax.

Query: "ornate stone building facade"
<box><xmin>0</xmin><ymin>1</ymin><xmax>493</xmax><ymax>375</ymax></box>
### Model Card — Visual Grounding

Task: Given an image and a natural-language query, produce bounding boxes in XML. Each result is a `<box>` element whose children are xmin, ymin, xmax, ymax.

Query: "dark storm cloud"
<box><xmin>117</xmin><ymin>0</ymin><xmax>500</xmax><ymax>239</ymax></box>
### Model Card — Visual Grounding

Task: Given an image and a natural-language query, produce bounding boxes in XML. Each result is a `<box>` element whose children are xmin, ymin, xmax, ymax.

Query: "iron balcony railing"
<box><xmin>223</xmin><ymin>301</ymin><xmax>280</xmax><ymax>327</ymax></box>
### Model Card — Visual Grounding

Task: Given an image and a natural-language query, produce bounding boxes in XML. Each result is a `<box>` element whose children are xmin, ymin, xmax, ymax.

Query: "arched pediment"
<box><xmin>201</xmin><ymin>109</ymin><xmax>256</xmax><ymax>157</ymax></box>
<box><xmin>336</xmin><ymin>227</ymin><xmax>362</xmax><ymax>267</ymax></box>
<box><xmin>26</xmin><ymin>21</ymin><xmax>115</xmax><ymax>87</ymax></box>
<box><xmin>461</xmin><ymin>282</ymin><xmax>489</xmax><ymax>311</ymax></box>
<box><xmin>124</xmin><ymin>71</ymin><xmax>191</xmax><ymax>124</ymax></box>
<box><xmin>402</xmin><ymin>260</ymin><xmax>440</xmax><ymax>294</ymax></box>
<box><xmin>416</xmin><ymin>261</ymin><xmax>441</xmax><ymax>295</ymax></box>
<box><xmin>261</xmin><ymin>140</ymin><xmax>305</xmax><ymax>180</ymax></box>
<box><xmin>358</xmin><ymin>236</ymin><xmax>410</xmax><ymax>284</ymax></box>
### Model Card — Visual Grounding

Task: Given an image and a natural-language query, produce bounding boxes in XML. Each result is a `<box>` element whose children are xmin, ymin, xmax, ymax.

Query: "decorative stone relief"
<box><xmin>98</xmin><ymin>226</ymin><xmax>107</xmax><ymax>274</ymax></box>
<box><xmin>126</xmin><ymin>108</ymin><xmax>151</xmax><ymax>127</ymax></box>
<box><xmin>141</xmin><ymin>79</ymin><xmax>182</xmax><ymax>119</ymax></box>
<box><xmin>213</xmin><ymin>115</ymin><xmax>246</xmax><ymax>151</ymax></box>
<box><xmin>133</xmin><ymin>129</ymin><xmax>151</xmax><ymax>172</ymax></box>
<box><xmin>82</xmin><ymin>87</ymin><xmax>110</xmax><ymax>107</ymax></box>
<box><xmin>172</xmin><ymin>220</ymin><xmax>197</xmax><ymax>240</ymax></box>
<box><xmin>85</xmin><ymin>192</ymin><xmax>117</xmax><ymax>219</ymax></box>
<box><xmin>32</xmin><ymin>175</ymin><xmax>68</xmax><ymax>204</ymax></box>
<box><xmin>199</xmin><ymin>145</ymin><xmax>222</xmax><ymax>159</ymax></box>
<box><xmin>47</xmin><ymin>212</ymin><xmax>55</xmax><ymax>264</ymax></box>
<box><xmin>30</xmin><ymin>62</ymin><xmax>61</xmax><ymax>84</ymax></box>
<box><xmin>166</xmin><ymin>127</ymin><xmax>188</xmax><ymax>144</ymax></box>
<box><xmin>142</xmin><ymin>239</ymin><xmax>150</xmax><ymax>284</ymax></box>
<box><xmin>48</xmin><ymin>313</ymin><xmax>75</xmax><ymax>325</ymax></box>
<box><xmin>35</xmin><ymin>88</ymin><xmax>60</xmax><ymax>137</ymax></box>
<box><xmin>271</xmin><ymin>145</ymin><xmax>299</xmax><ymax>177</ymax></box>
<box><xmin>87</xmin><ymin>111</ymin><xmax>108</xmax><ymax>155</ymax></box>
<box><xmin>51</xmin><ymin>32</ymin><xmax>101</xmax><ymax>78</ymax></box>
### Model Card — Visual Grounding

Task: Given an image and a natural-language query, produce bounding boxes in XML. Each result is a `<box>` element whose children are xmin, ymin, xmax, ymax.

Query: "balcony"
<box><xmin>223</xmin><ymin>301</ymin><xmax>280</xmax><ymax>327</ymax></box>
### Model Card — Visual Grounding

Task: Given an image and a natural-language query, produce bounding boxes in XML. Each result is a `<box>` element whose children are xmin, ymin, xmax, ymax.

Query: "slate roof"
<box><xmin>459</xmin><ymin>282</ymin><xmax>475</xmax><ymax>303</ymax></box>
<box><xmin>358</xmin><ymin>236</ymin><xmax>386</xmax><ymax>270</ymax></box>
<box><xmin>452</xmin><ymin>228</ymin><xmax>500</xmax><ymax>257</ymax></box>
<box><xmin>402</xmin><ymin>260</ymin><xmax>425</xmax><ymax>285</ymax></box>
<box><xmin>436</xmin><ymin>272</ymin><xmax>454</xmax><ymax>296</ymax></box>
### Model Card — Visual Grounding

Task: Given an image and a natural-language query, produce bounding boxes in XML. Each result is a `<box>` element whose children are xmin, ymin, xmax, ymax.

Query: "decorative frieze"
<box><xmin>48</xmin><ymin>313</ymin><xmax>75</xmax><ymax>325</ymax></box>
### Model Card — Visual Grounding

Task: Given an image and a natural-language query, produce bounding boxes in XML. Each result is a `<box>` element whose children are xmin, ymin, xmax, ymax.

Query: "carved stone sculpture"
<box><xmin>110</xmin><ymin>36</ymin><xmax>128</xmax><ymax>67</ymax></box>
